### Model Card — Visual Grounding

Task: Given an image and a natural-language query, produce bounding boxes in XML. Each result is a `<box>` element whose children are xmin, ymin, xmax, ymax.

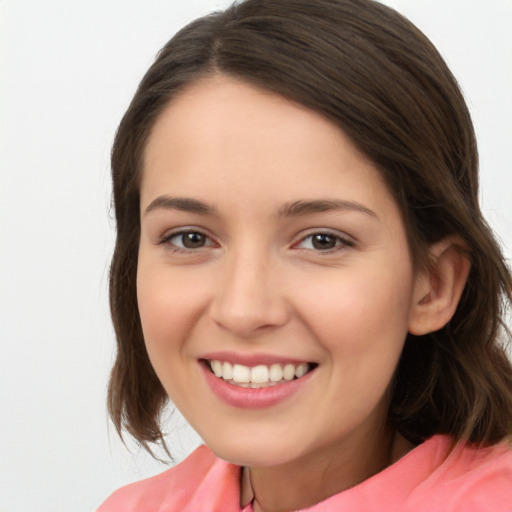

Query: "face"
<box><xmin>137</xmin><ymin>76</ymin><xmax>423</xmax><ymax>470</ymax></box>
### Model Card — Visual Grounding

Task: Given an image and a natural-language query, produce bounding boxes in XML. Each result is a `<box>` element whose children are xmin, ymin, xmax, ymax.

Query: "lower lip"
<box><xmin>200</xmin><ymin>362</ymin><xmax>315</xmax><ymax>409</ymax></box>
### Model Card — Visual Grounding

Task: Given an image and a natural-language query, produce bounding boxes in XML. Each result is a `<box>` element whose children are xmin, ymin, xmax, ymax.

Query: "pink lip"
<box><xmin>200</xmin><ymin>351</ymin><xmax>311</xmax><ymax>367</ymax></box>
<box><xmin>199</xmin><ymin>361</ymin><xmax>315</xmax><ymax>409</ymax></box>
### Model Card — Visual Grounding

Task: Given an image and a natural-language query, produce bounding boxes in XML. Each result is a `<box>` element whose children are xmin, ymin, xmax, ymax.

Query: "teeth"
<box><xmin>232</xmin><ymin>364</ymin><xmax>250</xmax><ymax>383</ymax></box>
<box><xmin>208</xmin><ymin>360</ymin><xmax>312</xmax><ymax>386</ymax></box>
<box><xmin>295</xmin><ymin>363</ymin><xmax>309</xmax><ymax>378</ymax></box>
<box><xmin>283</xmin><ymin>364</ymin><xmax>295</xmax><ymax>381</ymax></box>
<box><xmin>211</xmin><ymin>360</ymin><xmax>223</xmax><ymax>378</ymax></box>
<box><xmin>269</xmin><ymin>364</ymin><xmax>283</xmax><ymax>382</ymax></box>
<box><xmin>251</xmin><ymin>365</ymin><xmax>269</xmax><ymax>384</ymax></box>
<box><xmin>222</xmin><ymin>361</ymin><xmax>233</xmax><ymax>380</ymax></box>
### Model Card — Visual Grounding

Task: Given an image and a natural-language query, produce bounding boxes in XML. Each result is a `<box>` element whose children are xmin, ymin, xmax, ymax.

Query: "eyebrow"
<box><xmin>144</xmin><ymin>196</ymin><xmax>376</xmax><ymax>218</ymax></box>
<box><xmin>277</xmin><ymin>199</ymin><xmax>377</xmax><ymax>218</ymax></box>
<box><xmin>144</xmin><ymin>196</ymin><xmax>216</xmax><ymax>216</ymax></box>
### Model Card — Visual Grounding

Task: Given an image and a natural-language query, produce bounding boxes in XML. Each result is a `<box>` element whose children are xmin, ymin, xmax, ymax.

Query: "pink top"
<box><xmin>98</xmin><ymin>435</ymin><xmax>512</xmax><ymax>511</ymax></box>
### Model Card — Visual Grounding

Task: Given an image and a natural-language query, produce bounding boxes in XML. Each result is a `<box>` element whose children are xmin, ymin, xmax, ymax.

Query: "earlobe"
<box><xmin>408</xmin><ymin>238</ymin><xmax>471</xmax><ymax>335</ymax></box>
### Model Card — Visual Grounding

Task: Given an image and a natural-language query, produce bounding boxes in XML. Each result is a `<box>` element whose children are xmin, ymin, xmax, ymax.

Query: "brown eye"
<box><xmin>165</xmin><ymin>231</ymin><xmax>213</xmax><ymax>250</ymax></box>
<box><xmin>295</xmin><ymin>232</ymin><xmax>353</xmax><ymax>252</ymax></box>
<box><xmin>181</xmin><ymin>232</ymin><xmax>206</xmax><ymax>248</ymax></box>
<box><xmin>311</xmin><ymin>234</ymin><xmax>337</xmax><ymax>250</ymax></box>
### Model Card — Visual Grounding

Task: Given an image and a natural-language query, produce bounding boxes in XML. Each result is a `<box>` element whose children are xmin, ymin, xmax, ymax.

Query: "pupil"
<box><xmin>312</xmin><ymin>234</ymin><xmax>335</xmax><ymax>250</ymax></box>
<box><xmin>183</xmin><ymin>232</ymin><xmax>205</xmax><ymax>248</ymax></box>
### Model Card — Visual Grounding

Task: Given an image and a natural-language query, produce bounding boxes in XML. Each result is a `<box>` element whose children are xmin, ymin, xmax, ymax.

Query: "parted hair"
<box><xmin>108</xmin><ymin>0</ymin><xmax>512</xmax><ymax>456</ymax></box>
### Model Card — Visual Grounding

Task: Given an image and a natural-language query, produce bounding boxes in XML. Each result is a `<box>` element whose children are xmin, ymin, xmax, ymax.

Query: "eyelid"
<box><xmin>156</xmin><ymin>226</ymin><xmax>355</xmax><ymax>253</ymax></box>
<box><xmin>158</xmin><ymin>227</ymin><xmax>218</xmax><ymax>251</ymax></box>
<box><xmin>292</xmin><ymin>229</ymin><xmax>356</xmax><ymax>252</ymax></box>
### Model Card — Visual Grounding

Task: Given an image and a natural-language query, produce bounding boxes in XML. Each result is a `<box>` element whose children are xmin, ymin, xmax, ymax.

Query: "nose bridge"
<box><xmin>210</xmin><ymin>241</ymin><xmax>288</xmax><ymax>336</ymax></box>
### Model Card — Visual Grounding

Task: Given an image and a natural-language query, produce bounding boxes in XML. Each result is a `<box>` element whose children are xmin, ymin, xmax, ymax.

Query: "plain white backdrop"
<box><xmin>1</xmin><ymin>1</ymin><xmax>511</xmax><ymax>511</ymax></box>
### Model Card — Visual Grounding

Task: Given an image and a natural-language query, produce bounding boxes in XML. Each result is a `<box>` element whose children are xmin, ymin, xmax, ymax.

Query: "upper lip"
<box><xmin>200</xmin><ymin>351</ymin><xmax>314</xmax><ymax>367</ymax></box>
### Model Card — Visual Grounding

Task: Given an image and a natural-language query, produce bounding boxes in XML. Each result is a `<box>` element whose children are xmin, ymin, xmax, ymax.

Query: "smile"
<box><xmin>200</xmin><ymin>357</ymin><xmax>318</xmax><ymax>409</ymax></box>
<box><xmin>206</xmin><ymin>360</ymin><xmax>315</xmax><ymax>388</ymax></box>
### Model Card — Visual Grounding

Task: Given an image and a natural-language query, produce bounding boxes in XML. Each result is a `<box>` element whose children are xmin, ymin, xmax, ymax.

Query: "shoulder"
<box><xmin>97</xmin><ymin>445</ymin><xmax>241</xmax><ymax>512</ymax></box>
<box><xmin>408</xmin><ymin>436</ymin><xmax>512</xmax><ymax>512</ymax></box>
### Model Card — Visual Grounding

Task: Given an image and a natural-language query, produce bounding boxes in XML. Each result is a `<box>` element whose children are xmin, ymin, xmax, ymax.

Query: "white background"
<box><xmin>1</xmin><ymin>1</ymin><xmax>511</xmax><ymax>511</ymax></box>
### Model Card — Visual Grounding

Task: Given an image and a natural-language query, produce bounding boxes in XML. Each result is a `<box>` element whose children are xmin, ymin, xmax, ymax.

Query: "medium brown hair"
<box><xmin>108</xmin><ymin>0</ymin><xmax>512</xmax><ymax>456</ymax></box>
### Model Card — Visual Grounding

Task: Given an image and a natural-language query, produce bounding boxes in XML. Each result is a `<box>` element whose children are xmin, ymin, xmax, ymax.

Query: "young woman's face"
<box><xmin>138</xmin><ymin>76</ymin><xmax>423</xmax><ymax>469</ymax></box>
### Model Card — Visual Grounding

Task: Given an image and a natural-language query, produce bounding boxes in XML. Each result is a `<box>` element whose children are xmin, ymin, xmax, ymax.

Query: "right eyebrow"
<box><xmin>144</xmin><ymin>196</ymin><xmax>216</xmax><ymax>216</ymax></box>
<box><xmin>277</xmin><ymin>199</ymin><xmax>377</xmax><ymax>218</ymax></box>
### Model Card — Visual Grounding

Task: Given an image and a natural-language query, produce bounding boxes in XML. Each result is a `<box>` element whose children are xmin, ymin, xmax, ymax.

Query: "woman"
<box><xmin>99</xmin><ymin>0</ymin><xmax>512</xmax><ymax>510</ymax></box>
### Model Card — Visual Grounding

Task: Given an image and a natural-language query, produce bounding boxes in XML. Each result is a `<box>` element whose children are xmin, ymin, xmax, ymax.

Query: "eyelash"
<box><xmin>159</xmin><ymin>229</ymin><xmax>216</xmax><ymax>253</ymax></box>
<box><xmin>159</xmin><ymin>229</ymin><xmax>355</xmax><ymax>254</ymax></box>
<box><xmin>294</xmin><ymin>231</ymin><xmax>355</xmax><ymax>253</ymax></box>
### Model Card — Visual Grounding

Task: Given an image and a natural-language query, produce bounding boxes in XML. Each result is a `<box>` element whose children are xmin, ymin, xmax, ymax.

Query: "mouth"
<box><xmin>202</xmin><ymin>359</ymin><xmax>318</xmax><ymax>388</ymax></box>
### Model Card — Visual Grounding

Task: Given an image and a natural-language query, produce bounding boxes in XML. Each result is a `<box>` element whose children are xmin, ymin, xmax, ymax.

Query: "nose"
<box><xmin>209</xmin><ymin>249</ymin><xmax>289</xmax><ymax>338</ymax></box>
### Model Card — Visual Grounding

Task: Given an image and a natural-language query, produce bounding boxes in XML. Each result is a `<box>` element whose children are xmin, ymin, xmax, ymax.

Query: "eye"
<box><xmin>162</xmin><ymin>230</ymin><xmax>215</xmax><ymax>250</ymax></box>
<box><xmin>296</xmin><ymin>232</ymin><xmax>353</xmax><ymax>251</ymax></box>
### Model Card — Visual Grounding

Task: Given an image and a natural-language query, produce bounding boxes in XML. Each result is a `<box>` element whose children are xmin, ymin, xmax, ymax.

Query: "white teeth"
<box><xmin>232</xmin><ymin>364</ymin><xmax>251</xmax><ymax>383</ymax></box>
<box><xmin>269</xmin><ymin>363</ymin><xmax>283</xmax><ymax>382</ymax></box>
<box><xmin>295</xmin><ymin>363</ymin><xmax>309</xmax><ymax>378</ymax></box>
<box><xmin>283</xmin><ymin>364</ymin><xmax>295</xmax><ymax>381</ymax></box>
<box><xmin>208</xmin><ymin>360</ymin><xmax>312</xmax><ymax>386</ymax></box>
<box><xmin>251</xmin><ymin>365</ymin><xmax>269</xmax><ymax>384</ymax></box>
<box><xmin>222</xmin><ymin>361</ymin><xmax>233</xmax><ymax>380</ymax></box>
<box><xmin>211</xmin><ymin>360</ymin><xmax>223</xmax><ymax>378</ymax></box>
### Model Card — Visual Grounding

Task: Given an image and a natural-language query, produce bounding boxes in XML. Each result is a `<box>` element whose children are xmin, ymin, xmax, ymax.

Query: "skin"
<box><xmin>137</xmin><ymin>75</ymin><xmax>429</xmax><ymax>512</ymax></box>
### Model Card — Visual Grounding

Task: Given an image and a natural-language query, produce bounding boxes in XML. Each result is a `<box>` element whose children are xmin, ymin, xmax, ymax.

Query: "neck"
<box><xmin>249</xmin><ymin>428</ymin><xmax>412</xmax><ymax>512</ymax></box>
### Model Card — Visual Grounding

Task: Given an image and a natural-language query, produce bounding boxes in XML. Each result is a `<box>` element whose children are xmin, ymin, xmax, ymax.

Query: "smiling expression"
<box><xmin>137</xmin><ymin>75</ymin><xmax>425</xmax><ymax>470</ymax></box>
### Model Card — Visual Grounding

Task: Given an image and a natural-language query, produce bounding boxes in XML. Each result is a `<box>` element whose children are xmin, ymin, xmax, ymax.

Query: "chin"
<box><xmin>204</xmin><ymin>433</ymin><xmax>306</xmax><ymax>468</ymax></box>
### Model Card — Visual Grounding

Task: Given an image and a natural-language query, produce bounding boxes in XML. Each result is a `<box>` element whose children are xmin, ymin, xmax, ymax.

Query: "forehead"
<box><xmin>141</xmin><ymin>75</ymin><xmax>399</xmax><ymax>222</ymax></box>
<box><xmin>143</xmin><ymin>75</ymin><xmax>367</xmax><ymax>168</ymax></box>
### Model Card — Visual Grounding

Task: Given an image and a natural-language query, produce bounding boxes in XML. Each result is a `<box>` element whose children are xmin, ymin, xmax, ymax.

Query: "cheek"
<box><xmin>295</xmin><ymin>266</ymin><xmax>414</xmax><ymax>427</ymax></box>
<box><xmin>136</xmin><ymin>265</ymin><xmax>212</xmax><ymax>411</ymax></box>
<box><xmin>294</xmin><ymin>262</ymin><xmax>415</xmax><ymax>357</ymax></box>
<box><xmin>136</xmin><ymin>264</ymin><xmax>207</xmax><ymax>359</ymax></box>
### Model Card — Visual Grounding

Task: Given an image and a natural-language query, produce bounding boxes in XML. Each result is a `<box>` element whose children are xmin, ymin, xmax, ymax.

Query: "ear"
<box><xmin>408</xmin><ymin>237</ymin><xmax>471</xmax><ymax>335</ymax></box>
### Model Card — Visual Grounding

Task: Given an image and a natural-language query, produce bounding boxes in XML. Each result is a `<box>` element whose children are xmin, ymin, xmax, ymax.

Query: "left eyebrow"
<box><xmin>144</xmin><ymin>195</ymin><xmax>217</xmax><ymax>216</ymax></box>
<box><xmin>277</xmin><ymin>199</ymin><xmax>377</xmax><ymax>218</ymax></box>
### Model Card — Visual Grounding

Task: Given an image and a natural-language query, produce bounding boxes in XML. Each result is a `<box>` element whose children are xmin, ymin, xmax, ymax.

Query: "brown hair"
<box><xmin>108</xmin><ymin>0</ymin><xmax>512</xmax><ymax>456</ymax></box>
